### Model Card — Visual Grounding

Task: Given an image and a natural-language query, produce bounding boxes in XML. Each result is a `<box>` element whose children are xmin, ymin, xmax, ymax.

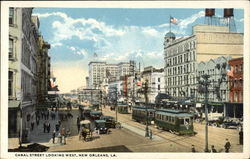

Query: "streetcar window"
<box><xmin>185</xmin><ymin>118</ymin><xmax>190</xmax><ymax>124</ymax></box>
<box><xmin>180</xmin><ymin>119</ymin><xmax>184</xmax><ymax>125</ymax></box>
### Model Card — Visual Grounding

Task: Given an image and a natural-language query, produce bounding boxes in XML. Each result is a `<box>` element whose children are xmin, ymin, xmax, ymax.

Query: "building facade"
<box><xmin>8</xmin><ymin>8</ymin><xmax>50</xmax><ymax>141</ymax></box>
<box><xmin>164</xmin><ymin>25</ymin><xmax>243</xmax><ymax>103</ymax></box>
<box><xmin>33</xmin><ymin>16</ymin><xmax>51</xmax><ymax>107</ymax></box>
<box><xmin>141</xmin><ymin>66</ymin><xmax>165</xmax><ymax>103</ymax></box>
<box><xmin>88</xmin><ymin>61</ymin><xmax>134</xmax><ymax>89</ymax></box>
<box><xmin>227</xmin><ymin>57</ymin><xmax>243</xmax><ymax>118</ymax></box>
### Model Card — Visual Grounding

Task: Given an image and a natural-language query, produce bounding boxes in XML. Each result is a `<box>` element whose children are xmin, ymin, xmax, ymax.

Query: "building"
<box><xmin>196</xmin><ymin>56</ymin><xmax>232</xmax><ymax>116</ymax></box>
<box><xmin>140</xmin><ymin>66</ymin><xmax>165</xmax><ymax>103</ymax></box>
<box><xmin>88</xmin><ymin>61</ymin><xmax>135</xmax><ymax>89</ymax></box>
<box><xmin>33</xmin><ymin>16</ymin><xmax>51</xmax><ymax>107</ymax></box>
<box><xmin>8</xmin><ymin>8</ymin><xmax>50</xmax><ymax>142</ymax></box>
<box><xmin>164</xmin><ymin>24</ymin><xmax>243</xmax><ymax>103</ymax></box>
<box><xmin>197</xmin><ymin>56</ymin><xmax>231</xmax><ymax>102</ymax></box>
<box><xmin>227</xmin><ymin>57</ymin><xmax>243</xmax><ymax>118</ymax></box>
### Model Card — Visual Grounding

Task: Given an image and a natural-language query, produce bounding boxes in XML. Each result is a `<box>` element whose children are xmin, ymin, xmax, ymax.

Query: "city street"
<box><xmin>20</xmin><ymin>105</ymin><xmax>242</xmax><ymax>153</ymax></box>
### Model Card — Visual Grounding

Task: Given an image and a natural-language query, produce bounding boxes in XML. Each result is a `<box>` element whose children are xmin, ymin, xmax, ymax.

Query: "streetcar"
<box><xmin>154</xmin><ymin>109</ymin><xmax>194</xmax><ymax>135</ymax></box>
<box><xmin>117</xmin><ymin>104</ymin><xmax>129</xmax><ymax>114</ymax></box>
<box><xmin>132</xmin><ymin>105</ymin><xmax>155</xmax><ymax>124</ymax></box>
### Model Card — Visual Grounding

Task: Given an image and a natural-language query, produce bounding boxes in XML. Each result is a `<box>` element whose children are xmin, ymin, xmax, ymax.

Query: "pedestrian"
<box><xmin>211</xmin><ymin>145</ymin><xmax>217</xmax><ymax>153</ymax></box>
<box><xmin>239</xmin><ymin>128</ymin><xmax>243</xmax><ymax>145</ymax></box>
<box><xmin>43</xmin><ymin>121</ymin><xmax>46</xmax><ymax>133</ymax></box>
<box><xmin>47</xmin><ymin>122</ymin><xmax>51</xmax><ymax>133</ymax></box>
<box><xmin>58</xmin><ymin>132</ymin><xmax>62</xmax><ymax>144</ymax></box>
<box><xmin>31</xmin><ymin>121</ymin><xmax>34</xmax><ymax>131</ymax></box>
<box><xmin>191</xmin><ymin>145</ymin><xmax>196</xmax><ymax>152</ymax></box>
<box><xmin>77</xmin><ymin>117</ymin><xmax>80</xmax><ymax>133</ymax></box>
<box><xmin>52</xmin><ymin>130</ymin><xmax>56</xmax><ymax>144</ymax></box>
<box><xmin>149</xmin><ymin>129</ymin><xmax>152</xmax><ymax>140</ymax></box>
<box><xmin>224</xmin><ymin>138</ymin><xmax>231</xmax><ymax>153</ymax></box>
<box><xmin>61</xmin><ymin>128</ymin><xmax>66</xmax><ymax>144</ymax></box>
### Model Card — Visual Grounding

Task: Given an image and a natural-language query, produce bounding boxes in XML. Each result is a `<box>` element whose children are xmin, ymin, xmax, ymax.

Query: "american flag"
<box><xmin>170</xmin><ymin>16</ymin><xmax>178</xmax><ymax>25</ymax></box>
<box><xmin>226</xmin><ymin>64</ymin><xmax>234</xmax><ymax>77</ymax></box>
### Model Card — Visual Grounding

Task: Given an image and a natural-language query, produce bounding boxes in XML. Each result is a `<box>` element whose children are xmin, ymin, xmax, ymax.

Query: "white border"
<box><xmin>1</xmin><ymin>1</ymin><xmax>250</xmax><ymax>159</ymax></box>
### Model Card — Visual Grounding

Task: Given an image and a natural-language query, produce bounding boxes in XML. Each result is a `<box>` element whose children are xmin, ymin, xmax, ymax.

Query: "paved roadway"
<box><xmin>46</xmin><ymin>106</ymin><xmax>242</xmax><ymax>152</ymax></box>
<box><xmin>101</xmin><ymin>105</ymin><xmax>243</xmax><ymax>152</ymax></box>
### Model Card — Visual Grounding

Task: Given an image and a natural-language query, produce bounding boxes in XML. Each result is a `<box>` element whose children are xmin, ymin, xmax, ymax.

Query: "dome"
<box><xmin>165</xmin><ymin>31</ymin><xmax>176</xmax><ymax>39</ymax></box>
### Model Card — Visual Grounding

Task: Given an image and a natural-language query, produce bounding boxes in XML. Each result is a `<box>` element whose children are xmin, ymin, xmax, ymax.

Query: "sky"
<box><xmin>32</xmin><ymin>8</ymin><xmax>244</xmax><ymax>93</ymax></box>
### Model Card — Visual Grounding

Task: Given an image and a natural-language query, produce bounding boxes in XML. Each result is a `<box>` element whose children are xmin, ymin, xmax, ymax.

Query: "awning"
<box><xmin>8</xmin><ymin>100</ymin><xmax>20</xmax><ymax>108</ymax></box>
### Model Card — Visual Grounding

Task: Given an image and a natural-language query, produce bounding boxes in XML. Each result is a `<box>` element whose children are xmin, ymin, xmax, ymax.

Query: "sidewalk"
<box><xmin>23</xmin><ymin>111</ymin><xmax>64</xmax><ymax>147</ymax></box>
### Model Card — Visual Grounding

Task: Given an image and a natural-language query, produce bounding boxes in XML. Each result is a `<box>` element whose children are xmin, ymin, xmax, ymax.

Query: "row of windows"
<box><xmin>167</xmin><ymin>63</ymin><xmax>195</xmax><ymax>76</ymax></box>
<box><xmin>156</xmin><ymin>114</ymin><xmax>175</xmax><ymax>123</ymax></box>
<box><xmin>167</xmin><ymin>41</ymin><xmax>196</xmax><ymax>57</ymax></box>
<box><xmin>167</xmin><ymin>51</ymin><xmax>196</xmax><ymax>67</ymax></box>
<box><xmin>166</xmin><ymin>75</ymin><xmax>196</xmax><ymax>86</ymax></box>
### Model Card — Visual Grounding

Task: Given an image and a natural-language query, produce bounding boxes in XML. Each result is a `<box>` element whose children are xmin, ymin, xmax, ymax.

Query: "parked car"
<box><xmin>94</xmin><ymin>120</ymin><xmax>109</xmax><ymax>134</ymax></box>
<box><xmin>100</xmin><ymin>116</ymin><xmax>116</xmax><ymax>128</ymax></box>
<box><xmin>222</xmin><ymin>121</ymin><xmax>241</xmax><ymax>129</ymax></box>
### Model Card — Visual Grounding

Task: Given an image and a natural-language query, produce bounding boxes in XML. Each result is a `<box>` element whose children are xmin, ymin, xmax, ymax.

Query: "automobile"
<box><xmin>94</xmin><ymin>120</ymin><xmax>109</xmax><ymax>134</ymax></box>
<box><xmin>100</xmin><ymin>116</ymin><xmax>116</xmax><ymax>128</ymax></box>
<box><xmin>221</xmin><ymin>121</ymin><xmax>241</xmax><ymax>129</ymax></box>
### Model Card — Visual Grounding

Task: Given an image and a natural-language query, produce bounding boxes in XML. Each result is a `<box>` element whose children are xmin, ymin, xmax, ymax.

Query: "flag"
<box><xmin>136</xmin><ymin>78</ymin><xmax>142</xmax><ymax>86</ymax></box>
<box><xmin>226</xmin><ymin>64</ymin><xmax>234</xmax><ymax>77</ymax></box>
<box><xmin>170</xmin><ymin>16</ymin><xmax>178</xmax><ymax>25</ymax></box>
<box><xmin>93</xmin><ymin>52</ymin><xmax>98</xmax><ymax>57</ymax></box>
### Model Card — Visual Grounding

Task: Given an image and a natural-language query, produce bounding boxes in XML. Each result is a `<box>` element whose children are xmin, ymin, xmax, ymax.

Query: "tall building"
<box><xmin>164</xmin><ymin>24</ymin><xmax>243</xmax><ymax>102</ymax></box>
<box><xmin>33</xmin><ymin>16</ymin><xmax>51</xmax><ymax>107</ymax></box>
<box><xmin>88</xmin><ymin>61</ymin><xmax>134</xmax><ymax>89</ymax></box>
<box><xmin>8</xmin><ymin>8</ymin><xmax>50</xmax><ymax>141</ymax></box>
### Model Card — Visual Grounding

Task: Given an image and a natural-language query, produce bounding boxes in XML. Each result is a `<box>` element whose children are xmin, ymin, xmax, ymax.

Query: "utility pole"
<box><xmin>199</xmin><ymin>74</ymin><xmax>210</xmax><ymax>152</ymax></box>
<box><xmin>114</xmin><ymin>87</ymin><xmax>118</xmax><ymax>122</ymax></box>
<box><xmin>144</xmin><ymin>79</ymin><xmax>149</xmax><ymax>137</ymax></box>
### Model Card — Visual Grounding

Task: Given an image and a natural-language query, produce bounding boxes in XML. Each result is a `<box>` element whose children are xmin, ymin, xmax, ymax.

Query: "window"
<box><xmin>9</xmin><ymin>71</ymin><xmax>13</xmax><ymax>96</ymax></box>
<box><xmin>158</xmin><ymin>85</ymin><xmax>160</xmax><ymax>90</ymax></box>
<box><xmin>158</xmin><ymin>78</ymin><xmax>160</xmax><ymax>82</ymax></box>
<box><xmin>180</xmin><ymin>119</ymin><xmax>184</xmax><ymax>125</ymax></box>
<box><xmin>9</xmin><ymin>7</ymin><xmax>14</xmax><ymax>24</ymax></box>
<box><xmin>9</xmin><ymin>38</ymin><xmax>14</xmax><ymax>59</ymax></box>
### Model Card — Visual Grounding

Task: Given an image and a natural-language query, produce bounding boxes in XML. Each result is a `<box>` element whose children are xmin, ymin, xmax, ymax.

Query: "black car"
<box><xmin>95</xmin><ymin>120</ymin><xmax>108</xmax><ymax>134</ymax></box>
<box><xmin>222</xmin><ymin>121</ymin><xmax>241</xmax><ymax>129</ymax></box>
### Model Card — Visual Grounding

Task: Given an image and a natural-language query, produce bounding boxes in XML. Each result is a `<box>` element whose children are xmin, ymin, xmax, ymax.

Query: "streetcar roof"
<box><xmin>156</xmin><ymin>111</ymin><xmax>193</xmax><ymax>117</ymax></box>
<box><xmin>156</xmin><ymin>108</ymin><xmax>187</xmax><ymax>114</ymax></box>
<box><xmin>132</xmin><ymin>106</ymin><xmax>155</xmax><ymax>111</ymax></box>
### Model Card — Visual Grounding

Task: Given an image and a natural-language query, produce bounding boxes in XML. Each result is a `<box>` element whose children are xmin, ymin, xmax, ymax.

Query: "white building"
<box><xmin>88</xmin><ymin>61</ymin><xmax>134</xmax><ymax>89</ymax></box>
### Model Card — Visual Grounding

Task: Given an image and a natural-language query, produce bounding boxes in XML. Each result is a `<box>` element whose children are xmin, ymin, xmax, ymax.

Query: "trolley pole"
<box><xmin>144</xmin><ymin>79</ymin><xmax>149</xmax><ymax>137</ymax></box>
<box><xmin>114</xmin><ymin>87</ymin><xmax>118</xmax><ymax>122</ymax></box>
<box><xmin>202</xmin><ymin>74</ymin><xmax>210</xmax><ymax>152</ymax></box>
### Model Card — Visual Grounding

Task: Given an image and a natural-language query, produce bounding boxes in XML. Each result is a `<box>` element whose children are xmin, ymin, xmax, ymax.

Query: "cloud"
<box><xmin>51</xmin><ymin>42</ymin><xmax>62</xmax><ymax>47</ymax></box>
<box><xmin>67</xmin><ymin>46</ymin><xmax>88</xmax><ymax>56</ymax></box>
<box><xmin>34</xmin><ymin>10</ymin><xmax>210</xmax><ymax>92</ymax></box>
<box><xmin>178</xmin><ymin>11</ymin><xmax>205</xmax><ymax>29</ymax></box>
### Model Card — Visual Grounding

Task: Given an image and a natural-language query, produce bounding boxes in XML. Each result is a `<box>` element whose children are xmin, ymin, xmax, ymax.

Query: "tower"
<box><xmin>223</xmin><ymin>8</ymin><xmax>237</xmax><ymax>32</ymax></box>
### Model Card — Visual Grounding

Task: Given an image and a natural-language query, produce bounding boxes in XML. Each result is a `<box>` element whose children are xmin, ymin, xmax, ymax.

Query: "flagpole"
<box><xmin>169</xmin><ymin>15</ymin><xmax>171</xmax><ymax>32</ymax></box>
